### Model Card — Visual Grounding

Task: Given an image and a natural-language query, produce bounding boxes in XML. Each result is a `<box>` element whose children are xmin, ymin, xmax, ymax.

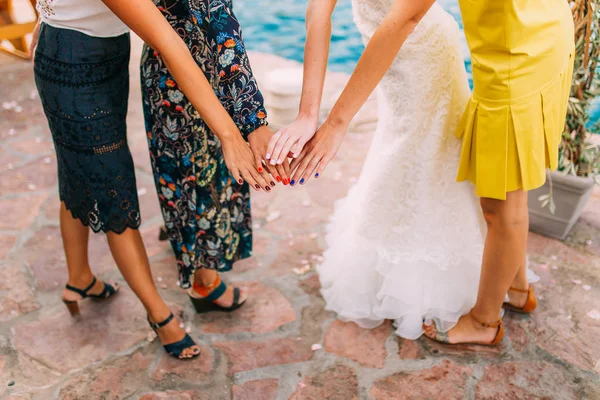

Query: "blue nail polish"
<box><xmin>290</xmin><ymin>180</ymin><xmax>295</xmax><ymax>186</ymax></box>
<box><xmin>315</xmin><ymin>173</ymin><xmax>319</xmax><ymax>178</ymax></box>
<box><xmin>300</xmin><ymin>178</ymin><xmax>305</xmax><ymax>184</ymax></box>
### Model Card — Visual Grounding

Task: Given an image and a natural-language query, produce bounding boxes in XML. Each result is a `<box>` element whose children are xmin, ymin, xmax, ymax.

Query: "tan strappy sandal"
<box><xmin>423</xmin><ymin>314</ymin><xmax>504</xmax><ymax>346</ymax></box>
<box><xmin>503</xmin><ymin>286</ymin><xmax>537</xmax><ymax>314</ymax></box>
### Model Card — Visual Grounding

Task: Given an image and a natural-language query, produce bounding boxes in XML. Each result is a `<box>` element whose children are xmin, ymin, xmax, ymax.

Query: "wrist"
<box><xmin>297</xmin><ymin>109</ymin><xmax>320</xmax><ymax>126</ymax></box>
<box><xmin>325</xmin><ymin>114</ymin><xmax>350</xmax><ymax>132</ymax></box>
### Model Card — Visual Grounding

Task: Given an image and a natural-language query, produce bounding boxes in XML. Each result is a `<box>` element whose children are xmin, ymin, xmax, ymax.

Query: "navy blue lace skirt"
<box><xmin>34</xmin><ymin>24</ymin><xmax>140</xmax><ymax>234</ymax></box>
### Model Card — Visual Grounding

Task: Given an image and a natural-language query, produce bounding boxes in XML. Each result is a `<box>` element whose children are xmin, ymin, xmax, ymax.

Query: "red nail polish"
<box><xmin>276</xmin><ymin>176</ymin><xmax>282</xmax><ymax>182</ymax></box>
<box><xmin>238</xmin><ymin>179</ymin><xmax>243</xmax><ymax>184</ymax></box>
<box><xmin>258</xmin><ymin>167</ymin><xmax>264</xmax><ymax>173</ymax></box>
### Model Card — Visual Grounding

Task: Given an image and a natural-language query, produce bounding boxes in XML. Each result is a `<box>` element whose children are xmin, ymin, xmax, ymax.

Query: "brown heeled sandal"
<box><xmin>423</xmin><ymin>314</ymin><xmax>504</xmax><ymax>346</ymax></box>
<box><xmin>503</xmin><ymin>286</ymin><xmax>537</xmax><ymax>314</ymax></box>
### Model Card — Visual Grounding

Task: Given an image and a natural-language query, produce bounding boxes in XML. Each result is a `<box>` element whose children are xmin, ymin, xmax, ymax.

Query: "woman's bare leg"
<box><xmin>425</xmin><ymin>190</ymin><xmax>529</xmax><ymax>343</ymax></box>
<box><xmin>106</xmin><ymin>228</ymin><xmax>199</xmax><ymax>357</ymax></box>
<box><xmin>60</xmin><ymin>202</ymin><xmax>108</xmax><ymax>301</ymax></box>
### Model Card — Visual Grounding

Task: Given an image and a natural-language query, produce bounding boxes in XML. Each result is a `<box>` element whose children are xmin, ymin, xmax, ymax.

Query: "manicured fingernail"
<box><xmin>258</xmin><ymin>167</ymin><xmax>264</xmax><ymax>173</ymax></box>
<box><xmin>290</xmin><ymin>180</ymin><xmax>295</xmax><ymax>186</ymax></box>
<box><xmin>255</xmin><ymin>184</ymin><xmax>260</xmax><ymax>189</ymax></box>
<box><xmin>276</xmin><ymin>176</ymin><xmax>282</xmax><ymax>182</ymax></box>
<box><xmin>266</xmin><ymin>153</ymin><xmax>271</xmax><ymax>159</ymax></box>
<box><xmin>270</xmin><ymin>181</ymin><xmax>276</xmax><ymax>187</ymax></box>
<box><xmin>238</xmin><ymin>179</ymin><xmax>243</xmax><ymax>184</ymax></box>
<box><xmin>315</xmin><ymin>173</ymin><xmax>319</xmax><ymax>178</ymax></box>
<box><xmin>266</xmin><ymin>186</ymin><xmax>271</xmax><ymax>191</ymax></box>
<box><xmin>283</xmin><ymin>179</ymin><xmax>289</xmax><ymax>185</ymax></box>
<box><xmin>270</xmin><ymin>160</ymin><xmax>276</xmax><ymax>165</ymax></box>
<box><xmin>300</xmin><ymin>178</ymin><xmax>305</xmax><ymax>184</ymax></box>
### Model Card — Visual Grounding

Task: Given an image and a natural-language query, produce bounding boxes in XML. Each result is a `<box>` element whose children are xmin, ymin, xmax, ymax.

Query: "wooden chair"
<box><xmin>0</xmin><ymin>0</ymin><xmax>37</xmax><ymax>59</ymax></box>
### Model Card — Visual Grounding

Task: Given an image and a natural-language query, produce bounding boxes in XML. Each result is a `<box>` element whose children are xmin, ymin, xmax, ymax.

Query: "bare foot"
<box><xmin>423</xmin><ymin>313</ymin><xmax>502</xmax><ymax>345</ymax></box>
<box><xmin>149</xmin><ymin>311</ymin><xmax>200</xmax><ymax>359</ymax></box>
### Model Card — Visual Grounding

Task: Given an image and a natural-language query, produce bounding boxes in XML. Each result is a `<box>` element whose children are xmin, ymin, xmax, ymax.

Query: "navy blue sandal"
<box><xmin>188</xmin><ymin>275</ymin><xmax>247</xmax><ymax>314</ymax></box>
<box><xmin>62</xmin><ymin>276</ymin><xmax>119</xmax><ymax>316</ymax></box>
<box><xmin>148</xmin><ymin>312</ymin><xmax>200</xmax><ymax>359</ymax></box>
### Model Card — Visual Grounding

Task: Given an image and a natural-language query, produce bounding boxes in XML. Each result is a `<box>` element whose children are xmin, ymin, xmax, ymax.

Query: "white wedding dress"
<box><xmin>318</xmin><ymin>1</ymin><xmax>486</xmax><ymax>340</ymax></box>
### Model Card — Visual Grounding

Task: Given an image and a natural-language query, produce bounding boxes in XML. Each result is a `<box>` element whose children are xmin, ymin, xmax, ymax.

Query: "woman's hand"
<box><xmin>30</xmin><ymin>18</ymin><xmax>41</xmax><ymax>62</ymax></box>
<box><xmin>266</xmin><ymin>116</ymin><xmax>319</xmax><ymax>165</ymax></box>
<box><xmin>221</xmin><ymin>134</ymin><xmax>274</xmax><ymax>192</ymax></box>
<box><xmin>248</xmin><ymin>125</ymin><xmax>291</xmax><ymax>185</ymax></box>
<box><xmin>289</xmin><ymin>118</ymin><xmax>347</xmax><ymax>185</ymax></box>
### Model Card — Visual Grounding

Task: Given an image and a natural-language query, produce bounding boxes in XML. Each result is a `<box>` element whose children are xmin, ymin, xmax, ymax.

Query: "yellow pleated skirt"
<box><xmin>456</xmin><ymin>0</ymin><xmax>575</xmax><ymax>200</ymax></box>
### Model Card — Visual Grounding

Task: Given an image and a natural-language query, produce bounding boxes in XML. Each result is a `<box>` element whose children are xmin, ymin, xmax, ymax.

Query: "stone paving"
<box><xmin>1</xmin><ymin>37</ymin><xmax>600</xmax><ymax>400</ymax></box>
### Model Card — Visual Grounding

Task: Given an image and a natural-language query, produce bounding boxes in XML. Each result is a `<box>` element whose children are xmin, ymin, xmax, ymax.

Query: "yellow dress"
<box><xmin>456</xmin><ymin>0</ymin><xmax>575</xmax><ymax>200</ymax></box>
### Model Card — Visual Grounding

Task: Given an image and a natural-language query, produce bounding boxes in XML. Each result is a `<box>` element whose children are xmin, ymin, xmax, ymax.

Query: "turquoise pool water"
<box><xmin>236</xmin><ymin>0</ymin><xmax>599</xmax><ymax>127</ymax></box>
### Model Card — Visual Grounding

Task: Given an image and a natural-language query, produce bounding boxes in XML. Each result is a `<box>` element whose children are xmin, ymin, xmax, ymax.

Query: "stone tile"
<box><xmin>232</xmin><ymin>378</ymin><xmax>278</xmax><ymax>400</ymax></box>
<box><xmin>0</xmin><ymin>147</ymin><xmax>22</xmax><ymax>173</ymax></box>
<box><xmin>215</xmin><ymin>337</ymin><xmax>312</xmax><ymax>375</ymax></box>
<box><xmin>139</xmin><ymin>391</ymin><xmax>210</xmax><ymax>400</ymax></box>
<box><xmin>289</xmin><ymin>365</ymin><xmax>358</xmax><ymax>400</ymax></box>
<box><xmin>150</xmin><ymin>344</ymin><xmax>212</xmax><ymax>383</ymax></box>
<box><xmin>259</xmin><ymin>191</ymin><xmax>330</xmax><ymax>236</ymax></box>
<box><xmin>324</xmin><ymin>320</ymin><xmax>390</xmax><ymax>368</ymax></box>
<box><xmin>13</xmin><ymin>289</ymin><xmax>148</xmax><ymax>373</ymax></box>
<box><xmin>58</xmin><ymin>352</ymin><xmax>152</xmax><ymax>399</ymax></box>
<box><xmin>528</xmin><ymin>233</ymin><xmax>591</xmax><ymax>266</ymax></box>
<box><xmin>148</xmin><ymin>255</ymin><xmax>180</xmax><ymax>290</ymax></box>
<box><xmin>8</xmin><ymin>136</ymin><xmax>53</xmax><ymax>155</ymax></box>
<box><xmin>298</xmin><ymin>274</ymin><xmax>321</xmax><ymax>297</ymax></box>
<box><xmin>476</xmin><ymin>361</ymin><xmax>578</xmax><ymax>399</ymax></box>
<box><xmin>269</xmin><ymin>236</ymin><xmax>323</xmax><ymax>276</ymax></box>
<box><xmin>529</xmin><ymin>262</ymin><xmax>600</xmax><ymax>371</ymax></box>
<box><xmin>0</xmin><ymin>261</ymin><xmax>39</xmax><ymax>322</ymax></box>
<box><xmin>503</xmin><ymin>317</ymin><xmax>531</xmax><ymax>353</ymax></box>
<box><xmin>137</xmin><ymin>173</ymin><xmax>163</xmax><ymax>222</ymax></box>
<box><xmin>0</xmin><ymin>157</ymin><xmax>57</xmax><ymax>194</ymax></box>
<box><xmin>14</xmin><ymin>352</ymin><xmax>63</xmax><ymax>388</ymax></box>
<box><xmin>370</xmin><ymin>360</ymin><xmax>472</xmax><ymax>400</ymax></box>
<box><xmin>0</xmin><ymin>234</ymin><xmax>16</xmax><ymax>259</ymax></box>
<box><xmin>397</xmin><ymin>337</ymin><xmax>425</xmax><ymax>360</ymax></box>
<box><xmin>200</xmin><ymin>282</ymin><xmax>296</xmax><ymax>334</ymax></box>
<box><xmin>0</xmin><ymin>194</ymin><xmax>47</xmax><ymax>230</ymax></box>
<box><xmin>20</xmin><ymin>226</ymin><xmax>115</xmax><ymax>291</ymax></box>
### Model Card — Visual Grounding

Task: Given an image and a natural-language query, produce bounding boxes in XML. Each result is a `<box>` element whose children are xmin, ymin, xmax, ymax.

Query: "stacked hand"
<box><xmin>265</xmin><ymin>117</ymin><xmax>347</xmax><ymax>185</ymax></box>
<box><xmin>221</xmin><ymin>125</ymin><xmax>290</xmax><ymax>192</ymax></box>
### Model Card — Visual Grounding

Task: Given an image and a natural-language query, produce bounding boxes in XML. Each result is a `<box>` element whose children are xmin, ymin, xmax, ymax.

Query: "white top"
<box><xmin>37</xmin><ymin>0</ymin><xmax>129</xmax><ymax>38</ymax></box>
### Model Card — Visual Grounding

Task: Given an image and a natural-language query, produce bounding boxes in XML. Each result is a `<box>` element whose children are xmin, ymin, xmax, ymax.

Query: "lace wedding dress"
<box><xmin>318</xmin><ymin>1</ymin><xmax>486</xmax><ymax>339</ymax></box>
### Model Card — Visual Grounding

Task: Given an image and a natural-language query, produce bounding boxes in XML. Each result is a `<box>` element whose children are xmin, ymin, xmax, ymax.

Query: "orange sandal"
<box><xmin>503</xmin><ymin>286</ymin><xmax>537</xmax><ymax>314</ymax></box>
<box><xmin>423</xmin><ymin>314</ymin><xmax>504</xmax><ymax>346</ymax></box>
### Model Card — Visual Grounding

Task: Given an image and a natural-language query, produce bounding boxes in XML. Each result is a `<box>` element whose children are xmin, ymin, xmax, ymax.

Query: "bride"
<box><xmin>266</xmin><ymin>0</ymin><xmax>535</xmax><ymax>340</ymax></box>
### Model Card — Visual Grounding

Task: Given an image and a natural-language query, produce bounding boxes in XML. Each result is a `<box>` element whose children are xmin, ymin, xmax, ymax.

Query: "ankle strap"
<box><xmin>148</xmin><ymin>312</ymin><xmax>174</xmax><ymax>331</ymax></box>
<box><xmin>471</xmin><ymin>313</ymin><xmax>502</xmax><ymax>329</ymax></box>
<box><xmin>65</xmin><ymin>277</ymin><xmax>97</xmax><ymax>298</ymax></box>
<box><xmin>509</xmin><ymin>286</ymin><xmax>530</xmax><ymax>294</ymax></box>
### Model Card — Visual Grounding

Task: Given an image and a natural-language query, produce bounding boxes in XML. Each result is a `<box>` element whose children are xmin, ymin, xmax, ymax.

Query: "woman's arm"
<box><xmin>290</xmin><ymin>0</ymin><xmax>435</xmax><ymax>185</ymax></box>
<box><xmin>102</xmin><ymin>0</ymin><xmax>273</xmax><ymax>191</ymax></box>
<box><xmin>265</xmin><ymin>0</ymin><xmax>337</xmax><ymax>165</ymax></box>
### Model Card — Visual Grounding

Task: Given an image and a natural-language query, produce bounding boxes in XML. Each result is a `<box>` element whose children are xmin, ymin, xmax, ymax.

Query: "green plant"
<box><xmin>559</xmin><ymin>0</ymin><xmax>600</xmax><ymax>182</ymax></box>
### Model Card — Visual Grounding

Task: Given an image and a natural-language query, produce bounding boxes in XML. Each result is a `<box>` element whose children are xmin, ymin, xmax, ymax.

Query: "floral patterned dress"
<box><xmin>141</xmin><ymin>0</ymin><xmax>267</xmax><ymax>288</ymax></box>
